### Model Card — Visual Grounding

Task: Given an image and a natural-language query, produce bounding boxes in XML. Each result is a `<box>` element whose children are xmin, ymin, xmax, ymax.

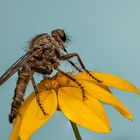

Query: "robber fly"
<box><xmin>0</xmin><ymin>29</ymin><xmax>100</xmax><ymax>123</ymax></box>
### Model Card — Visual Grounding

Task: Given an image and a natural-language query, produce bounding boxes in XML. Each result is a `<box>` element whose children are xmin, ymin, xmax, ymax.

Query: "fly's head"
<box><xmin>51</xmin><ymin>29</ymin><xmax>69</xmax><ymax>53</ymax></box>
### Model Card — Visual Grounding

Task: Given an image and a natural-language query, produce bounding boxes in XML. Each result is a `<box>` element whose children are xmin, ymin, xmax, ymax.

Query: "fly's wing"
<box><xmin>0</xmin><ymin>48</ymin><xmax>43</xmax><ymax>85</ymax></box>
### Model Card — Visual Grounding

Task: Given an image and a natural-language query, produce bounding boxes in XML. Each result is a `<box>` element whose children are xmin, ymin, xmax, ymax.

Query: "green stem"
<box><xmin>70</xmin><ymin>121</ymin><xmax>82</xmax><ymax>140</ymax></box>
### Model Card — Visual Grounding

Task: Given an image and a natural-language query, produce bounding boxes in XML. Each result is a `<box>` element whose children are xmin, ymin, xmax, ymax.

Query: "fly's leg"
<box><xmin>60</xmin><ymin>53</ymin><xmax>101</xmax><ymax>82</ymax></box>
<box><xmin>29</xmin><ymin>69</ymin><xmax>48</xmax><ymax>116</ymax></box>
<box><xmin>54</xmin><ymin>67</ymin><xmax>86</xmax><ymax>100</ymax></box>
<box><xmin>67</xmin><ymin>60</ymin><xmax>82</xmax><ymax>72</ymax></box>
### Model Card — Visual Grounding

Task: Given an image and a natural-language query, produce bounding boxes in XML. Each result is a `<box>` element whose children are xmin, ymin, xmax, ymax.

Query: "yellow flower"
<box><xmin>10</xmin><ymin>72</ymin><xmax>140</xmax><ymax>140</ymax></box>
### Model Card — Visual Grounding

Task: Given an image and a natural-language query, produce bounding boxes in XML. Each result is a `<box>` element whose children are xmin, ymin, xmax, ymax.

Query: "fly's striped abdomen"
<box><xmin>9</xmin><ymin>65</ymin><xmax>30</xmax><ymax>123</ymax></box>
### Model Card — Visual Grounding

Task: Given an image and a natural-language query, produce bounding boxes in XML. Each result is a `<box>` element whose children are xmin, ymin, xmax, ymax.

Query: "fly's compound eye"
<box><xmin>51</xmin><ymin>29</ymin><xmax>66</xmax><ymax>43</ymax></box>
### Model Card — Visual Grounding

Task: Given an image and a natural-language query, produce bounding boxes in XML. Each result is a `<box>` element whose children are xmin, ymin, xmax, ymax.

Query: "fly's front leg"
<box><xmin>67</xmin><ymin>60</ymin><xmax>82</xmax><ymax>72</ymax></box>
<box><xmin>29</xmin><ymin>69</ymin><xmax>48</xmax><ymax>116</ymax></box>
<box><xmin>54</xmin><ymin>67</ymin><xmax>86</xmax><ymax>100</ymax></box>
<box><xmin>60</xmin><ymin>53</ymin><xmax>101</xmax><ymax>82</ymax></box>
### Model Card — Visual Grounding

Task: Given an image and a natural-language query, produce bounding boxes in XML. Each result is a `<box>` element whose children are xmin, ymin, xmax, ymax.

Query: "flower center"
<box><xmin>38</xmin><ymin>72</ymin><xmax>72</xmax><ymax>92</ymax></box>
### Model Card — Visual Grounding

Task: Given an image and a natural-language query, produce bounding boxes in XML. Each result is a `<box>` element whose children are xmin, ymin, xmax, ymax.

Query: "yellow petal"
<box><xmin>85</xmin><ymin>93</ymin><xmax>111</xmax><ymax>129</ymax></box>
<box><xmin>93</xmin><ymin>72</ymin><xmax>140</xmax><ymax>94</ymax></box>
<box><xmin>10</xmin><ymin>93</ymin><xmax>35</xmax><ymax>140</ymax></box>
<box><xmin>10</xmin><ymin>116</ymin><xmax>22</xmax><ymax>140</ymax></box>
<box><xmin>74</xmin><ymin>72</ymin><xmax>110</xmax><ymax>92</ymax></box>
<box><xmin>58</xmin><ymin>87</ymin><xmax>111</xmax><ymax>133</ymax></box>
<box><xmin>73</xmin><ymin>80</ymin><xmax>133</xmax><ymax>121</ymax></box>
<box><xmin>75</xmin><ymin>72</ymin><xmax>140</xmax><ymax>94</ymax></box>
<box><xmin>10</xmin><ymin>90</ymin><xmax>57</xmax><ymax>140</ymax></box>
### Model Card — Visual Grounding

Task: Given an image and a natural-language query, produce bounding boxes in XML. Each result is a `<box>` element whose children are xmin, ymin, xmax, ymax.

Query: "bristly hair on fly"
<box><xmin>63</xmin><ymin>30</ymin><xmax>72</xmax><ymax>45</ymax></box>
<box><xmin>22</xmin><ymin>35</ymin><xmax>38</xmax><ymax>52</ymax></box>
<box><xmin>23</xmin><ymin>33</ymin><xmax>47</xmax><ymax>52</ymax></box>
<box><xmin>22</xmin><ymin>34</ymin><xmax>39</xmax><ymax>53</ymax></box>
<box><xmin>22</xmin><ymin>31</ymin><xmax>72</xmax><ymax>52</ymax></box>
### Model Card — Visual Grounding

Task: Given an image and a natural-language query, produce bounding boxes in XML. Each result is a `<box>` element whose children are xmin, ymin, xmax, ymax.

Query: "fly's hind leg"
<box><xmin>29</xmin><ymin>69</ymin><xmax>48</xmax><ymax>116</ymax></box>
<box><xmin>60</xmin><ymin>53</ymin><xmax>101</xmax><ymax>82</ymax></box>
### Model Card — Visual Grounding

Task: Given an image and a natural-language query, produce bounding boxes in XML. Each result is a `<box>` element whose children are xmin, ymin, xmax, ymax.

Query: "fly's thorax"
<box><xmin>28</xmin><ymin>32</ymin><xmax>65</xmax><ymax>70</ymax></box>
<box><xmin>29</xmin><ymin>33</ymin><xmax>51</xmax><ymax>49</ymax></box>
<box><xmin>29</xmin><ymin>33</ymin><xmax>64</xmax><ymax>50</ymax></box>
<box><xmin>29</xmin><ymin>31</ymin><xmax>65</xmax><ymax>60</ymax></box>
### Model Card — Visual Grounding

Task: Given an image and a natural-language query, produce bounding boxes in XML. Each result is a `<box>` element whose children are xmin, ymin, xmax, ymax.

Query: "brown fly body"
<box><xmin>0</xmin><ymin>29</ymin><xmax>100</xmax><ymax>123</ymax></box>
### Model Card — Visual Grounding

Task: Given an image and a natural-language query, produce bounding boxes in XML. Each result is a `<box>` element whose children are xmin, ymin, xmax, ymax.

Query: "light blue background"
<box><xmin>0</xmin><ymin>0</ymin><xmax>140</xmax><ymax>140</ymax></box>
